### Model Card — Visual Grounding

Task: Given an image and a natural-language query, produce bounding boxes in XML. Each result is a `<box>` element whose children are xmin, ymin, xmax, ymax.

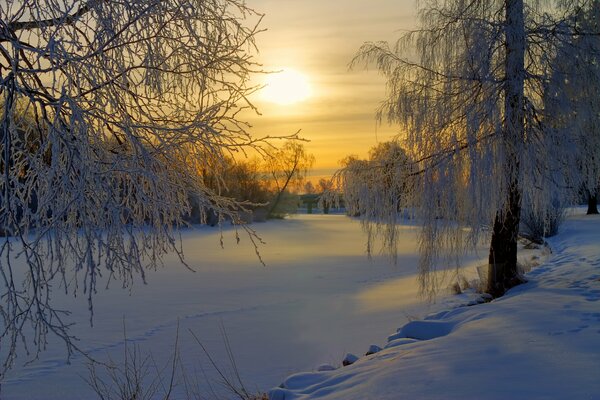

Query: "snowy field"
<box><xmin>272</xmin><ymin>211</ymin><xmax>600</xmax><ymax>400</ymax></box>
<box><xmin>2</xmin><ymin>214</ymin><xmax>485</xmax><ymax>399</ymax></box>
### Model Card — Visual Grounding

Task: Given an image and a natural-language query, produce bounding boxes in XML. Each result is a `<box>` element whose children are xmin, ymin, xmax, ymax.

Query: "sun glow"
<box><xmin>262</xmin><ymin>68</ymin><xmax>312</xmax><ymax>105</ymax></box>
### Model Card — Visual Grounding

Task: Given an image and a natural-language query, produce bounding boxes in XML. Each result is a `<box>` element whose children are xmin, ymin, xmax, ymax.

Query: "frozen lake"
<box><xmin>2</xmin><ymin>214</ymin><xmax>483</xmax><ymax>399</ymax></box>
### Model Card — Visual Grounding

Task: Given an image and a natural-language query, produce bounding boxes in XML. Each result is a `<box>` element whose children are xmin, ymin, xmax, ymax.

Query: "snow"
<box><xmin>5</xmin><ymin>211</ymin><xmax>599</xmax><ymax>399</ymax></box>
<box><xmin>1</xmin><ymin>214</ymin><xmax>481</xmax><ymax>399</ymax></box>
<box><xmin>391</xmin><ymin>319</ymin><xmax>456</xmax><ymax>340</ymax></box>
<box><xmin>270</xmin><ymin>211</ymin><xmax>600</xmax><ymax>400</ymax></box>
<box><xmin>365</xmin><ymin>344</ymin><xmax>381</xmax><ymax>355</ymax></box>
<box><xmin>341</xmin><ymin>353</ymin><xmax>359</xmax><ymax>366</ymax></box>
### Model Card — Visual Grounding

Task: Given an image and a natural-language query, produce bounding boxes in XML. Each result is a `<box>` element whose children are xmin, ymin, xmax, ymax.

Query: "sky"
<box><xmin>245</xmin><ymin>0</ymin><xmax>417</xmax><ymax>180</ymax></box>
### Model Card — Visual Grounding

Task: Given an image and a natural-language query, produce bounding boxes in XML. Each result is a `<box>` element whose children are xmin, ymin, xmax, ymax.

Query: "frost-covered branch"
<box><xmin>0</xmin><ymin>0</ymin><xmax>274</xmax><ymax>377</ymax></box>
<box><xmin>347</xmin><ymin>0</ymin><xmax>595</xmax><ymax>298</ymax></box>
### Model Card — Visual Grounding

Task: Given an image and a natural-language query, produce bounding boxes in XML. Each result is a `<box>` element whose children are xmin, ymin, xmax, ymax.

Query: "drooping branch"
<box><xmin>0</xmin><ymin>0</ymin><xmax>274</xmax><ymax>377</ymax></box>
<box><xmin>340</xmin><ymin>0</ymin><xmax>587</xmax><ymax>298</ymax></box>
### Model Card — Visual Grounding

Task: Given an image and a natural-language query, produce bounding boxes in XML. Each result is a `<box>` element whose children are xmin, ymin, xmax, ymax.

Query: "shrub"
<box><xmin>520</xmin><ymin>203</ymin><xmax>565</xmax><ymax>243</ymax></box>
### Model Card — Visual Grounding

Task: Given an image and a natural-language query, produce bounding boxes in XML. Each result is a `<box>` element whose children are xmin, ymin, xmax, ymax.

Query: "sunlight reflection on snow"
<box><xmin>355</xmin><ymin>275</ymin><xmax>421</xmax><ymax>313</ymax></box>
<box><xmin>355</xmin><ymin>260</ymin><xmax>483</xmax><ymax>313</ymax></box>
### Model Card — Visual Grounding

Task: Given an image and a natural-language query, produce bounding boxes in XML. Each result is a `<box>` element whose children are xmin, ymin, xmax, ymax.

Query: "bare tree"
<box><xmin>316</xmin><ymin>178</ymin><xmax>332</xmax><ymax>192</ymax></box>
<box><xmin>303</xmin><ymin>181</ymin><xmax>316</xmax><ymax>195</ymax></box>
<box><xmin>265</xmin><ymin>141</ymin><xmax>314</xmax><ymax>217</ymax></box>
<box><xmin>0</xmin><ymin>0</ymin><xmax>276</xmax><ymax>376</ymax></box>
<box><xmin>349</xmin><ymin>0</ymin><xmax>595</xmax><ymax>298</ymax></box>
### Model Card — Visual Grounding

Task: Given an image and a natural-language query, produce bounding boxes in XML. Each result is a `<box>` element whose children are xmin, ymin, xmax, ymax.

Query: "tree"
<box><xmin>544</xmin><ymin>1</ymin><xmax>600</xmax><ymax>215</ymax></box>
<box><xmin>265</xmin><ymin>141</ymin><xmax>315</xmax><ymax>217</ymax></box>
<box><xmin>351</xmin><ymin>0</ymin><xmax>593</xmax><ymax>298</ymax></box>
<box><xmin>317</xmin><ymin>178</ymin><xmax>334</xmax><ymax>213</ymax></box>
<box><xmin>336</xmin><ymin>141</ymin><xmax>413</xmax><ymax>259</ymax></box>
<box><xmin>303</xmin><ymin>181</ymin><xmax>316</xmax><ymax>195</ymax></box>
<box><xmin>0</xmin><ymin>0</ymin><xmax>273</xmax><ymax>375</ymax></box>
<box><xmin>186</xmin><ymin>156</ymin><xmax>272</xmax><ymax>224</ymax></box>
<box><xmin>337</xmin><ymin>155</ymin><xmax>369</xmax><ymax>217</ymax></box>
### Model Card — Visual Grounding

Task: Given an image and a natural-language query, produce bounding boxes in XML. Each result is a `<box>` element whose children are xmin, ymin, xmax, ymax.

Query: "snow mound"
<box><xmin>393</xmin><ymin>319</ymin><xmax>456</xmax><ymax>340</ymax></box>
<box><xmin>341</xmin><ymin>353</ymin><xmax>359</xmax><ymax>366</ymax></box>
<box><xmin>365</xmin><ymin>344</ymin><xmax>382</xmax><ymax>355</ymax></box>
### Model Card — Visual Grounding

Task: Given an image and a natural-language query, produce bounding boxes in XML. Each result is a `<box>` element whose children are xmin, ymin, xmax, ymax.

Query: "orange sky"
<box><xmin>245</xmin><ymin>0</ymin><xmax>417</xmax><ymax>181</ymax></box>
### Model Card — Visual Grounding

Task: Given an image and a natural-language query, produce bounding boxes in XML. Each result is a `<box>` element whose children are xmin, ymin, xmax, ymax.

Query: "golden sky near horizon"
<box><xmin>245</xmin><ymin>0</ymin><xmax>417</xmax><ymax>180</ymax></box>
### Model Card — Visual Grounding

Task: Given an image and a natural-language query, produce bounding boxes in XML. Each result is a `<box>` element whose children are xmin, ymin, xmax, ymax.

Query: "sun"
<box><xmin>261</xmin><ymin>68</ymin><xmax>312</xmax><ymax>105</ymax></box>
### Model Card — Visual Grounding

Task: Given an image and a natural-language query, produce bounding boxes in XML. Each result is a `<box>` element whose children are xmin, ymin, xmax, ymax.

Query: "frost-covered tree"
<box><xmin>337</xmin><ymin>141</ymin><xmax>414</xmax><ymax>259</ymax></box>
<box><xmin>317</xmin><ymin>178</ymin><xmax>334</xmax><ymax>213</ymax></box>
<box><xmin>545</xmin><ymin>0</ymin><xmax>600</xmax><ymax>215</ymax></box>
<box><xmin>0</xmin><ymin>0</ymin><xmax>274</xmax><ymax>375</ymax></box>
<box><xmin>338</xmin><ymin>155</ymin><xmax>370</xmax><ymax>217</ymax></box>
<box><xmin>349</xmin><ymin>0</ymin><xmax>595</xmax><ymax>297</ymax></box>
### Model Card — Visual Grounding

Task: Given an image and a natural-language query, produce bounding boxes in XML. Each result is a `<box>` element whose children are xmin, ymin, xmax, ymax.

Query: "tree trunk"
<box><xmin>488</xmin><ymin>185</ymin><xmax>523</xmax><ymax>297</ymax></box>
<box><xmin>487</xmin><ymin>0</ymin><xmax>526</xmax><ymax>297</ymax></box>
<box><xmin>587</xmin><ymin>192</ymin><xmax>599</xmax><ymax>214</ymax></box>
<box><xmin>268</xmin><ymin>164</ymin><xmax>298</xmax><ymax>218</ymax></box>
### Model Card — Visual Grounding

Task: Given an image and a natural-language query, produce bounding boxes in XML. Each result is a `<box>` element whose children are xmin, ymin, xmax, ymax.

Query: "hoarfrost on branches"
<box><xmin>338</xmin><ymin>142</ymin><xmax>414</xmax><ymax>263</ymax></box>
<box><xmin>340</xmin><ymin>0</ymin><xmax>598</xmax><ymax>298</ymax></box>
<box><xmin>0</xmin><ymin>0</ymin><xmax>275</xmax><ymax>375</ymax></box>
<box><xmin>544</xmin><ymin>1</ymin><xmax>600</xmax><ymax>214</ymax></box>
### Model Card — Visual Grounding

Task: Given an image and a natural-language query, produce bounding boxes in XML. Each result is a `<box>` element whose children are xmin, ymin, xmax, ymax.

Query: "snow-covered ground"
<box><xmin>2</xmin><ymin>214</ymin><xmax>484</xmax><ymax>399</ymax></box>
<box><xmin>6</xmin><ymin>212</ymin><xmax>597</xmax><ymax>400</ymax></box>
<box><xmin>271</xmin><ymin>212</ymin><xmax>600</xmax><ymax>399</ymax></box>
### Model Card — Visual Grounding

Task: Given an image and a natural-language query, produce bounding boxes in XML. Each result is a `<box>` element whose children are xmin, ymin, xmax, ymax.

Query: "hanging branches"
<box><xmin>0</xmin><ymin>0</ymin><xmax>273</xmax><ymax>377</ymax></box>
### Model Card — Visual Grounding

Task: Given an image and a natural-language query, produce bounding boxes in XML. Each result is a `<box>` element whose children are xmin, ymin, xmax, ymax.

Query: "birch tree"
<box><xmin>0</xmin><ymin>0</ymin><xmax>273</xmax><ymax>375</ymax></box>
<box><xmin>349</xmin><ymin>0</ymin><xmax>594</xmax><ymax>297</ymax></box>
<box><xmin>545</xmin><ymin>0</ymin><xmax>600</xmax><ymax>214</ymax></box>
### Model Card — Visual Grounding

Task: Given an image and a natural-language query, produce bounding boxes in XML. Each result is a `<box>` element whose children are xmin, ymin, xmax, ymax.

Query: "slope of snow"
<box><xmin>270</xmin><ymin>212</ymin><xmax>600</xmax><ymax>400</ymax></box>
<box><xmin>1</xmin><ymin>215</ymin><xmax>484</xmax><ymax>399</ymax></box>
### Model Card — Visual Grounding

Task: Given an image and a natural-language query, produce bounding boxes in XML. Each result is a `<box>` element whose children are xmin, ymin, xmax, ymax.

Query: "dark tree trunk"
<box><xmin>587</xmin><ymin>192</ymin><xmax>599</xmax><ymax>215</ymax></box>
<box><xmin>488</xmin><ymin>185</ymin><xmax>523</xmax><ymax>297</ymax></box>
<box><xmin>487</xmin><ymin>0</ymin><xmax>526</xmax><ymax>298</ymax></box>
<box><xmin>268</xmin><ymin>164</ymin><xmax>298</xmax><ymax>218</ymax></box>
